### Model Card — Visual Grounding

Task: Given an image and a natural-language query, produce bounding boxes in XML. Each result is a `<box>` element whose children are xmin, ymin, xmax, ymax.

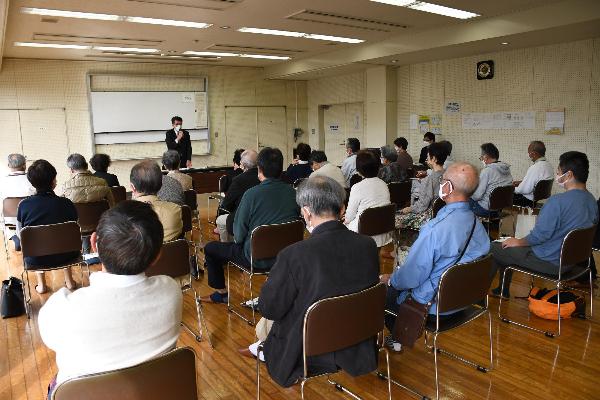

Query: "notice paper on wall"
<box><xmin>544</xmin><ymin>108</ymin><xmax>564</xmax><ymax>135</ymax></box>
<box><xmin>462</xmin><ymin>112</ymin><xmax>535</xmax><ymax>130</ymax></box>
<box><xmin>409</xmin><ymin>114</ymin><xmax>418</xmax><ymax>130</ymax></box>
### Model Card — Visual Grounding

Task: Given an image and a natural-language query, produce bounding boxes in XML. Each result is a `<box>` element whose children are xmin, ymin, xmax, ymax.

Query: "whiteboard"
<box><xmin>94</xmin><ymin>129</ymin><xmax>209</xmax><ymax>145</ymax></box>
<box><xmin>90</xmin><ymin>91</ymin><xmax>207</xmax><ymax>133</ymax></box>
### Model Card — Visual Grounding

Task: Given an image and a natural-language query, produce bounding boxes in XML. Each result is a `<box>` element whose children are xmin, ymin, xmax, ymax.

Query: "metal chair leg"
<box><xmin>21</xmin><ymin>270</ymin><xmax>31</xmax><ymax>318</ymax></box>
<box><xmin>590</xmin><ymin>269</ymin><xmax>594</xmax><ymax>318</ymax></box>
<box><xmin>556</xmin><ymin>284</ymin><xmax>561</xmax><ymax>337</ymax></box>
<box><xmin>433</xmin><ymin>333</ymin><xmax>440</xmax><ymax>400</ymax></box>
<box><xmin>256</xmin><ymin>343</ymin><xmax>261</xmax><ymax>400</ymax></box>
<box><xmin>249</xmin><ymin>273</ymin><xmax>256</xmax><ymax>326</ymax></box>
<box><xmin>300</xmin><ymin>379</ymin><xmax>307</xmax><ymax>400</ymax></box>
<box><xmin>488</xmin><ymin>309</ymin><xmax>494</xmax><ymax>370</ymax></box>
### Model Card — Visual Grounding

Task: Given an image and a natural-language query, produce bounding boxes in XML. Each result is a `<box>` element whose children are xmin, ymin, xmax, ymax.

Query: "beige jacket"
<box><xmin>62</xmin><ymin>171</ymin><xmax>115</xmax><ymax>207</ymax></box>
<box><xmin>135</xmin><ymin>194</ymin><xmax>182</xmax><ymax>242</ymax></box>
<box><xmin>167</xmin><ymin>170</ymin><xmax>193</xmax><ymax>191</ymax></box>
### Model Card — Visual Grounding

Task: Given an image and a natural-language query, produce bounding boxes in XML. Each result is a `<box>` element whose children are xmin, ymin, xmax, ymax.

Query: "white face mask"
<box><xmin>423</xmin><ymin>141</ymin><xmax>430</xmax><ymax>146</ymax></box>
<box><xmin>302</xmin><ymin>207</ymin><xmax>314</xmax><ymax>233</ymax></box>
<box><xmin>438</xmin><ymin>180</ymin><xmax>453</xmax><ymax>200</ymax></box>
<box><xmin>481</xmin><ymin>160</ymin><xmax>487</xmax><ymax>167</ymax></box>
<box><xmin>555</xmin><ymin>171</ymin><xmax>569</xmax><ymax>188</ymax></box>
<box><xmin>174</xmin><ymin>125</ymin><xmax>181</xmax><ymax>133</ymax></box>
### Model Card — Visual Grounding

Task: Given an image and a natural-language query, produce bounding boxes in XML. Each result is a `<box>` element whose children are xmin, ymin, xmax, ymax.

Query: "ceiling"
<box><xmin>0</xmin><ymin>0</ymin><xmax>599</xmax><ymax>78</ymax></box>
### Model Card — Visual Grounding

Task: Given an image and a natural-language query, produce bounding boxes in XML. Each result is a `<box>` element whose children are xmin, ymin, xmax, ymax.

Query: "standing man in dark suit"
<box><xmin>165</xmin><ymin>116</ymin><xmax>192</xmax><ymax>168</ymax></box>
<box><xmin>240</xmin><ymin>175</ymin><xmax>380</xmax><ymax>388</ymax></box>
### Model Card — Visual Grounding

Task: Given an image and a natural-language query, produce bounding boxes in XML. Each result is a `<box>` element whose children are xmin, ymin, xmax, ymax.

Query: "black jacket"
<box><xmin>165</xmin><ymin>129</ymin><xmax>192</xmax><ymax>165</ymax></box>
<box><xmin>259</xmin><ymin>220</ymin><xmax>380</xmax><ymax>387</ymax></box>
<box><xmin>285</xmin><ymin>163</ymin><xmax>312</xmax><ymax>184</ymax></box>
<box><xmin>221</xmin><ymin>168</ymin><xmax>260</xmax><ymax>234</ymax></box>
<box><xmin>418</xmin><ymin>145</ymin><xmax>429</xmax><ymax>165</ymax></box>
<box><xmin>93</xmin><ymin>171</ymin><xmax>120</xmax><ymax>187</ymax></box>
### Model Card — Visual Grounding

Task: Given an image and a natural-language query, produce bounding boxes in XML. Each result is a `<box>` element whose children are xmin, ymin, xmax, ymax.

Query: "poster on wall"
<box><xmin>462</xmin><ymin>112</ymin><xmax>535</xmax><ymax>129</ymax></box>
<box><xmin>544</xmin><ymin>108</ymin><xmax>564</xmax><ymax>135</ymax></box>
<box><xmin>328</xmin><ymin>123</ymin><xmax>340</xmax><ymax>133</ymax></box>
<box><xmin>416</xmin><ymin>114</ymin><xmax>442</xmax><ymax>135</ymax></box>
<box><xmin>409</xmin><ymin>114</ymin><xmax>418</xmax><ymax>130</ymax></box>
<box><xmin>445</xmin><ymin>101</ymin><xmax>461</xmax><ymax>114</ymax></box>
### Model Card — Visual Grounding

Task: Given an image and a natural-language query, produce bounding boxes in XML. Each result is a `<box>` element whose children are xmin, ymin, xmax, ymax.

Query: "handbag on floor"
<box><xmin>1</xmin><ymin>276</ymin><xmax>26</xmax><ymax>318</ymax></box>
<box><xmin>392</xmin><ymin>217</ymin><xmax>477</xmax><ymax>347</ymax></box>
<box><xmin>528</xmin><ymin>287</ymin><xmax>586</xmax><ymax>320</ymax></box>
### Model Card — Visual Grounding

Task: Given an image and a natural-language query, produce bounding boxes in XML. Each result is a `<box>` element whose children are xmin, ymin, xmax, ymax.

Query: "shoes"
<box><xmin>242</xmin><ymin>297</ymin><xmax>260</xmax><ymax>311</ymax></box>
<box><xmin>490</xmin><ymin>287</ymin><xmax>510</xmax><ymax>300</ymax></box>
<box><xmin>238</xmin><ymin>347</ymin><xmax>256</xmax><ymax>359</ymax></box>
<box><xmin>383</xmin><ymin>336</ymin><xmax>402</xmax><ymax>353</ymax></box>
<box><xmin>200</xmin><ymin>291</ymin><xmax>228</xmax><ymax>304</ymax></box>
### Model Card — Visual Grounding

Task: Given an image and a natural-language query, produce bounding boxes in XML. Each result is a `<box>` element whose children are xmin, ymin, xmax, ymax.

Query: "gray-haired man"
<box><xmin>215</xmin><ymin>149</ymin><xmax>260</xmax><ymax>242</ymax></box>
<box><xmin>1</xmin><ymin>153</ymin><xmax>35</xmax><ymax>249</ymax></box>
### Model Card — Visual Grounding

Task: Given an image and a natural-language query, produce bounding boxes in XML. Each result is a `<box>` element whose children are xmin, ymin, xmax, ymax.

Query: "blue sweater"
<box><xmin>526</xmin><ymin>189</ymin><xmax>598</xmax><ymax>265</ymax></box>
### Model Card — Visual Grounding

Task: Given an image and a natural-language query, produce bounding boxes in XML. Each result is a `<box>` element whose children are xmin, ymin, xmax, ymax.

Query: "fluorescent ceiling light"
<box><xmin>184</xmin><ymin>50</ymin><xmax>290</xmax><ymax>60</ymax></box>
<box><xmin>21</xmin><ymin>7</ymin><xmax>120</xmax><ymax>21</ymax></box>
<box><xmin>124</xmin><ymin>16</ymin><xmax>211</xmax><ymax>29</ymax></box>
<box><xmin>183</xmin><ymin>51</ymin><xmax>239</xmax><ymax>57</ymax></box>
<box><xmin>14</xmin><ymin>41</ymin><xmax>90</xmax><ymax>50</ymax></box>
<box><xmin>21</xmin><ymin>7</ymin><xmax>211</xmax><ymax>28</ymax></box>
<box><xmin>94</xmin><ymin>46</ymin><xmax>159</xmax><ymax>53</ymax></box>
<box><xmin>238</xmin><ymin>27</ymin><xmax>364</xmax><ymax>43</ymax></box>
<box><xmin>240</xmin><ymin>54</ymin><xmax>290</xmax><ymax>60</ymax></box>
<box><xmin>370</xmin><ymin>0</ymin><xmax>479</xmax><ymax>19</ymax></box>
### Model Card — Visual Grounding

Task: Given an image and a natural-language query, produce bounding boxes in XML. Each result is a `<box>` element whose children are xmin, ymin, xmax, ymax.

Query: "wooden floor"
<box><xmin>1</xmin><ymin>194</ymin><xmax>599</xmax><ymax>400</ymax></box>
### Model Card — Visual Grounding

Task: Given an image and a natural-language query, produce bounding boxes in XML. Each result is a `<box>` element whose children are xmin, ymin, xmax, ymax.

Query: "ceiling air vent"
<box><xmin>286</xmin><ymin>9</ymin><xmax>408</xmax><ymax>32</ymax></box>
<box><xmin>33</xmin><ymin>33</ymin><xmax>163</xmax><ymax>46</ymax></box>
<box><xmin>206</xmin><ymin>44</ymin><xmax>303</xmax><ymax>55</ymax></box>
<box><xmin>124</xmin><ymin>0</ymin><xmax>242</xmax><ymax>11</ymax></box>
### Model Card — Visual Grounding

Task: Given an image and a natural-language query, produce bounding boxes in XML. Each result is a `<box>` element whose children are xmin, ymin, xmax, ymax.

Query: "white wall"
<box><xmin>305</xmin><ymin>37</ymin><xmax>600</xmax><ymax>196</ymax></box>
<box><xmin>0</xmin><ymin>59</ymin><xmax>307</xmax><ymax>186</ymax></box>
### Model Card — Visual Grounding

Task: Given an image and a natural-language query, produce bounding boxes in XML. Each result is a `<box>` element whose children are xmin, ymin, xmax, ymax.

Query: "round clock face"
<box><xmin>478</xmin><ymin>62</ymin><xmax>491</xmax><ymax>78</ymax></box>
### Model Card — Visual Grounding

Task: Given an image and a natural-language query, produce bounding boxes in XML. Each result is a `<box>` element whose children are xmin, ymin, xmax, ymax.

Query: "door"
<box><xmin>20</xmin><ymin>109</ymin><xmax>70</xmax><ymax>184</ymax></box>
<box><xmin>257</xmin><ymin>106</ymin><xmax>287</xmax><ymax>164</ymax></box>
<box><xmin>345</xmin><ymin>102</ymin><xmax>364</xmax><ymax>145</ymax></box>
<box><xmin>225</xmin><ymin>106</ymin><xmax>258</xmax><ymax>156</ymax></box>
<box><xmin>323</xmin><ymin>104</ymin><xmax>347</xmax><ymax>166</ymax></box>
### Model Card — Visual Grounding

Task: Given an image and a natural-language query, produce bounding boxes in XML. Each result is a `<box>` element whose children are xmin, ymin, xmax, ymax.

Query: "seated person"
<box><xmin>157</xmin><ymin>173</ymin><xmax>184</xmax><ymax>206</ymax></box>
<box><xmin>0</xmin><ymin>153</ymin><xmax>35</xmax><ymax>249</ymax></box>
<box><xmin>62</xmin><ymin>153</ymin><xmax>115</xmax><ymax>207</ymax></box>
<box><xmin>393</xmin><ymin>137</ymin><xmax>413</xmax><ymax>171</ymax></box>
<box><xmin>491</xmin><ymin>151</ymin><xmax>598</xmax><ymax>298</ymax></box>
<box><xmin>285</xmin><ymin>143</ymin><xmax>312</xmax><ymax>183</ymax></box>
<box><xmin>89</xmin><ymin>153</ymin><xmax>120</xmax><ymax>187</ymax></box>
<box><xmin>201</xmin><ymin>147</ymin><xmax>299</xmax><ymax>304</ymax></box>
<box><xmin>381</xmin><ymin>162</ymin><xmax>490</xmax><ymax>346</ymax></box>
<box><xmin>241</xmin><ymin>176</ymin><xmax>380</xmax><ymax>387</ymax></box>
<box><xmin>130</xmin><ymin>160</ymin><xmax>182</xmax><ymax>242</ymax></box>
<box><xmin>220</xmin><ymin>148</ymin><xmax>245</xmax><ymax>194</ymax></box>
<box><xmin>470</xmin><ymin>143</ymin><xmax>513</xmax><ymax>217</ymax></box>
<box><xmin>418</xmin><ymin>132</ymin><xmax>435</xmax><ymax>165</ymax></box>
<box><xmin>341</xmin><ymin>138</ymin><xmax>360</xmax><ymax>187</ymax></box>
<box><xmin>513</xmin><ymin>141</ymin><xmax>554</xmax><ymax>207</ymax></box>
<box><xmin>397</xmin><ymin>142</ymin><xmax>448</xmax><ymax>231</ymax></box>
<box><xmin>378</xmin><ymin>145</ymin><xmax>408</xmax><ymax>184</ymax></box>
<box><xmin>162</xmin><ymin>150</ymin><xmax>193</xmax><ymax>191</ymax></box>
<box><xmin>344</xmin><ymin>150</ymin><xmax>391</xmax><ymax>247</ymax></box>
<box><xmin>39</xmin><ymin>200</ymin><xmax>182</xmax><ymax>394</ymax></box>
<box><xmin>309</xmin><ymin>150</ymin><xmax>346</xmax><ymax>188</ymax></box>
<box><xmin>17</xmin><ymin>160</ymin><xmax>79</xmax><ymax>294</ymax></box>
<box><xmin>215</xmin><ymin>150</ymin><xmax>260</xmax><ymax>243</ymax></box>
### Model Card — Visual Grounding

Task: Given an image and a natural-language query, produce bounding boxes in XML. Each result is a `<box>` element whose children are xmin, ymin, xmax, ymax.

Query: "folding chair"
<box><xmin>480</xmin><ymin>186</ymin><xmax>514</xmax><ymax>239</ymax></box>
<box><xmin>499</xmin><ymin>225</ymin><xmax>596</xmax><ymax>337</ymax></box>
<box><xmin>228</xmin><ymin>220</ymin><xmax>305</xmax><ymax>326</ymax></box>
<box><xmin>256</xmin><ymin>283</ymin><xmax>393</xmax><ymax>400</ymax></box>
<box><xmin>207</xmin><ymin>175</ymin><xmax>227</xmax><ymax>224</ymax></box>
<box><xmin>74</xmin><ymin>200</ymin><xmax>110</xmax><ymax>237</ymax></box>
<box><xmin>2</xmin><ymin>196</ymin><xmax>26</xmax><ymax>259</ymax></box>
<box><xmin>181</xmin><ymin>205</ymin><xmax>203</xmax><ymax>276</ymax></box>
<box><xmin>109</xmin><ymin>186</ymin><xmax>127</xmax><ymax>204</ymax></box>
<box><xmin>146</xmin><ymin>239</ymin><xmax>212</xmax><ymax>347</ymax></box>
<box><xmin>358</xmin><ymin>203</ymin><xmax>397</xmax><ymax>250</ymax></box>
<box><xmin>183</xmin><ymin>189</ymin><xmax>200</xmax><ymax>228</ymax></box>
<box><xmin>388</xmin><ymin>181</ymin><xmax>412</xmax><ymax>209</ymax></box>
<box><xmin>530</xmin><ymin>179</ymin><xmax>553</xmax><ymax>209</ymax></box>
<box><xmin>51</xmin><ymin>347</ymin><xmax>198</xmax><ymax>400</ymax></box>
<box><xmin>20</xmin><ymin>221</ymin><xmax>85</xmax><ymax>317</ymax></box>
<box><xmin>424</xmin><ymin>254</ymin><xmax>495</xmax><ymax>400</ymax></box>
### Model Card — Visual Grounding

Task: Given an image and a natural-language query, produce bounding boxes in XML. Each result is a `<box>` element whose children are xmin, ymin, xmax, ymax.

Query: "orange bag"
<box><xmin>528</xmin><ymin>287</ymin><xmax>586</xmax><ymax>320</ymax></box>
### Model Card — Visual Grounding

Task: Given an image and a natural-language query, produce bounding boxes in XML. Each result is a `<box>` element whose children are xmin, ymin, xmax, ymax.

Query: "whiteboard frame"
<box><xmin>86</xmin><ymin>72</ymin><xmax>211</xmax><ymax>156</ymax></box>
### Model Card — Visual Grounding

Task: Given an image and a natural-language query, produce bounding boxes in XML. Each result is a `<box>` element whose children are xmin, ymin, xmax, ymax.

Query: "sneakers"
<box><xmin>200</xmin><ymin>291</ymin><xmax>228</xmax><ymax>304</ymax></box>
<box><xmin>242</xmin><ymin>297</ymin><xmax>260</xmax><ymax>311</ymax></box>
<box><xmin>384</xmin><ymin>336</ymin><xmax>402</xmax><ymax>352</ymax></box>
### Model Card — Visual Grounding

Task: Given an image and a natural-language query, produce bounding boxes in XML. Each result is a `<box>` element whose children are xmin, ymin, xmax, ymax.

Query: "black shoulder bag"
<box><xmin>1</xmin><ymin>277</ymin><xmax>26</xmax><ymax>318</ymax></box>
<box><xmin>392</xmin><ymin>217</ymin><xmax>477</xmax><ymax>347</ymax></box>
